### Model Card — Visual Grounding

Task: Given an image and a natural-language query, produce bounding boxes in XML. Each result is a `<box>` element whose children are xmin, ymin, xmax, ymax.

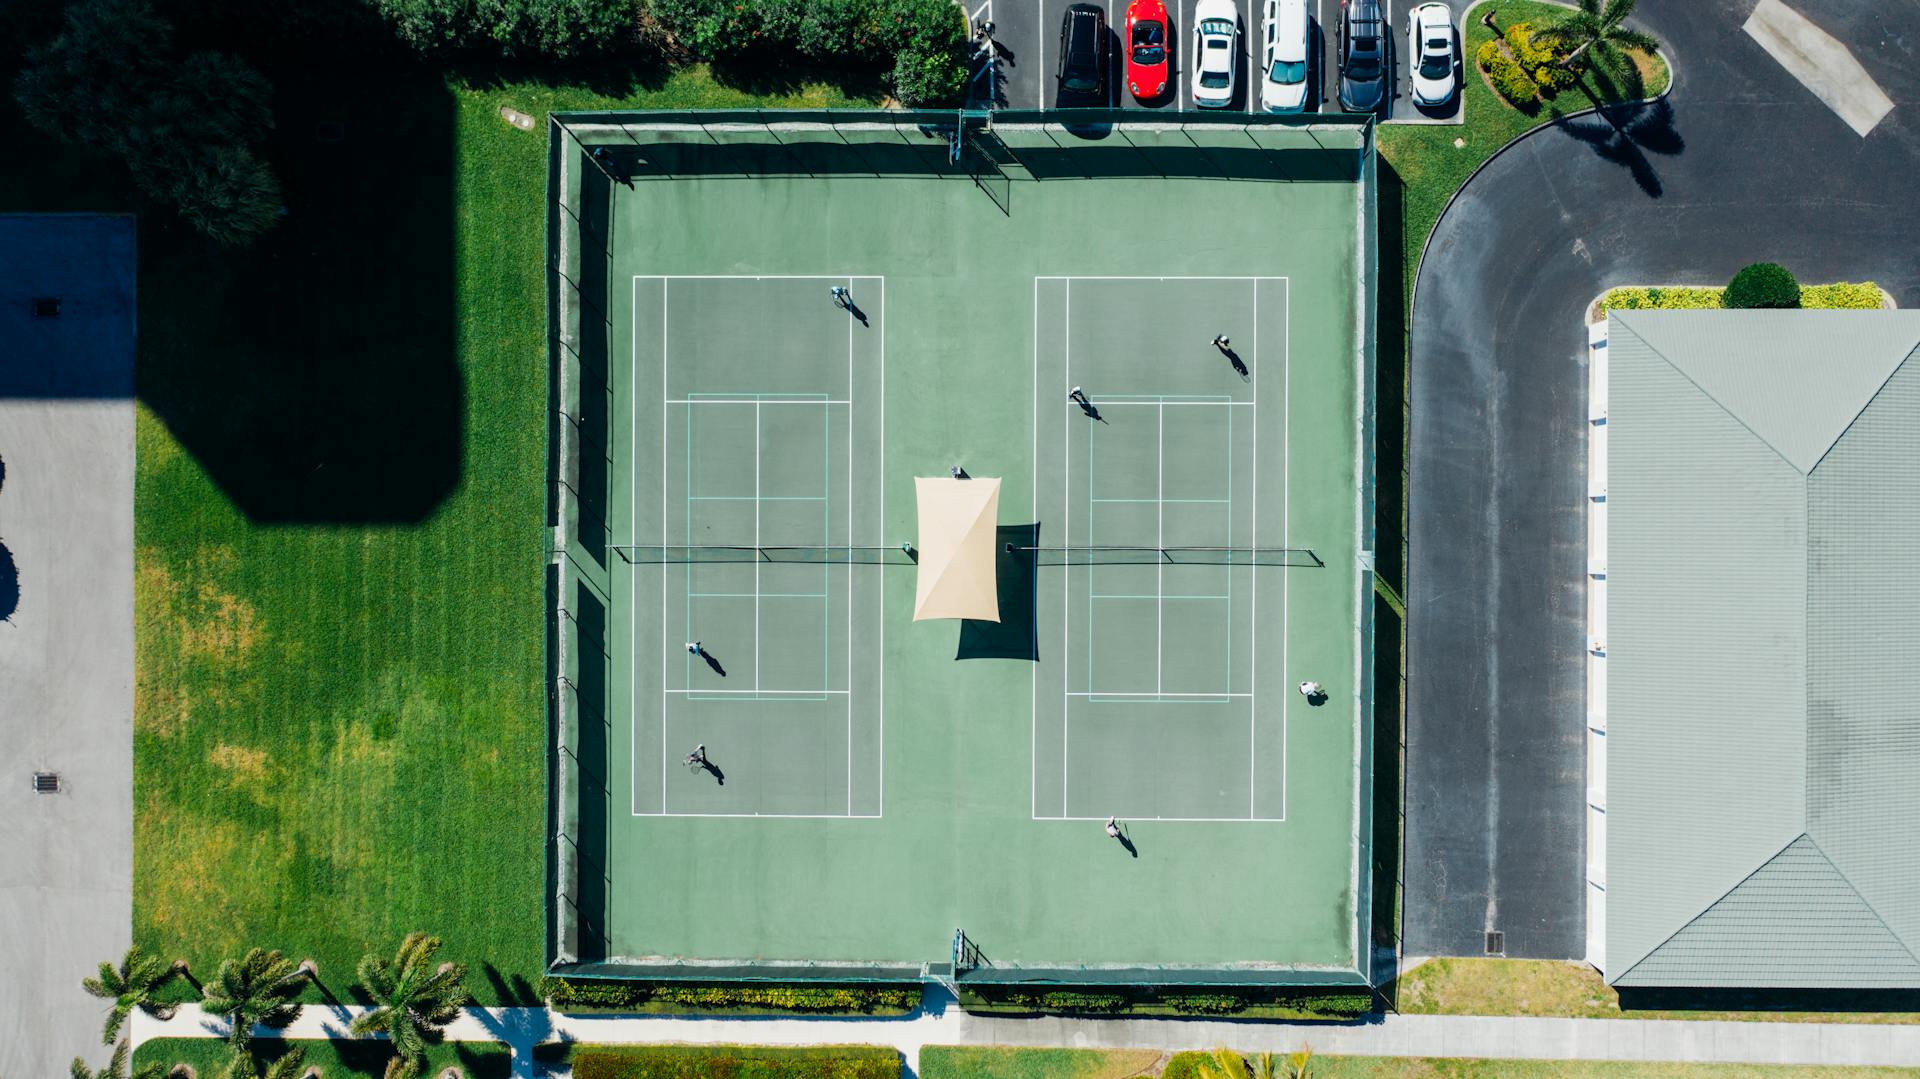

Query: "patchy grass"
<box><xmin>1398</xmin><ymin>958</ymin><xmax>1920</xmax><ymax>1024</ymax></box>
<box><xmin>920</xmin><ymin>1047</ymin><xmax>1165</xmax><ymax>1079</ymax></box>
<box><xmin>132</xmin><ymin>1038</ymin><xmax>512</xmax><ymax>1078</ymax></box>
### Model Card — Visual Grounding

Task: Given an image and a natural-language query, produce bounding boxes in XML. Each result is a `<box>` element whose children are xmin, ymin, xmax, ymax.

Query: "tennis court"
<box><xmin>621</xmin><ymin>276</ymin><xmax>886</xmax><ymax>818</ymax></box>
<box><xmin>1033</xmin><ymin>276</ymin><xmax>1292</xmax><ymax>822</ymax></box>
<box><xmin>554</xmin><ymin>113</ymin><xmax>1377</xmax><ymax>983</ymax></box>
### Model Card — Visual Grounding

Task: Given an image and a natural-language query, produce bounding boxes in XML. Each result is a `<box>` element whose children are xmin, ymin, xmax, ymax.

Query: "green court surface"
<box><xmin>554</xmin><ymin>117</ymin><xmax>1375</xmax><ymax>981</ymax></box>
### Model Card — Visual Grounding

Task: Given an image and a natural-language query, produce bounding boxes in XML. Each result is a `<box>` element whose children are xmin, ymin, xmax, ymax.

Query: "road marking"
<box><xmin>1744</xmin><ymin>0</ymin><xmax>1894</xmax><ymax>137</ymax></box>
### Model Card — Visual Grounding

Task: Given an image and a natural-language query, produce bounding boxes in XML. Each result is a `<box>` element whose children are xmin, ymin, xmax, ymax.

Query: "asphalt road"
<box><xmin>1404</xmin><ymin>0</ymin><xmax>1920</xmax><ymax>959</ymax></box>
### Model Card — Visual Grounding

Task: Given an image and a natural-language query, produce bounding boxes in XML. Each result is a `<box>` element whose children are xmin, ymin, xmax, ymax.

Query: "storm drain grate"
<box><xmin>32</xmin><ymin>772</ymin><xmax>61</xmax><ymax>794</ymax></box>
<box><xmin>1485</xmin><ymin>930</ymin><xmax>1505</xmax><ymax>956</ymax></box>
<box><xmin>32</xmin><ymin>297</ymin><xmax>61</xmax><ymax>319</ymax></box>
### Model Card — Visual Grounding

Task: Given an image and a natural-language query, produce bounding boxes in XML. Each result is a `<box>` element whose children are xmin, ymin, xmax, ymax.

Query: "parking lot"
<box><xmin>973</xmin><ymin>0</ymin><xmax>1465</xmax><ymax>122</ymax></box>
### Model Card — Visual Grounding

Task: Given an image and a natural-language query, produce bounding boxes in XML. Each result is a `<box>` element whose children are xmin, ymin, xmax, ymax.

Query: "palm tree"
<box><xmin>1535</xmin><ymin>0</ymin><xmax>1659</xmax><ymax>75</ymax></box>
<box><xmin>210</xmin><ymin>1044</ymin><xmax>306</xmax><ymax>1079</ymax></box>
<box><xmin>69</xmin><ymin>1038</ymin><xmax>169</xmax><ymax>1079</ymax></box>
<box><xmin>82</xmin><ymin>946</ymin><xmax>184</xmax><ymax>1044</ymax></box>
<box><xmin>349</xmin><ymin>933</ymin><xmax>472</xmax><ymax>1063</ymax></box>
<box><xmin>1194</xmin><ymin>1049</ymin><xmax>1246</xmax><ymax>1079</ymax></box>
<box><xmin>198</xmin><ymin>948</ymin><xmax>309</xmax><ymax>1052</ymax></box>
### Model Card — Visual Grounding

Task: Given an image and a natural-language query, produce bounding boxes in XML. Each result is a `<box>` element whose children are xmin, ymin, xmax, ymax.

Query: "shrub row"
<box><xmin>369</xmin><ymin>0</ymin><xmax>638</xmax><ymax>60</ymax></box>
<box><xmin>1600</xmin><ymin>282</ymin><xmax>1883</xmax><ymax>314</ymax></box>
<box><xmin>570</xmin><ymin>1045</ymin><xmax>899</xmax><ymax>1079</ymax></box>
<box><xmin>540</xmin><ymin>977</ymin><xmax>921</xmax><ymax>1014</ymax></box>
<box><xmin>649</xmin><ymin>0</ymin><xmax>968</xmax><ymax>104</ymax></box>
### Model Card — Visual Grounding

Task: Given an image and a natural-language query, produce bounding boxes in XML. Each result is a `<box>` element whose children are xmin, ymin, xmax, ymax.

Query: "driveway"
<box><xmin>1404</xmin><ymin>0</ymin><xmax>1920</xmax><ymax>959</ymax></box>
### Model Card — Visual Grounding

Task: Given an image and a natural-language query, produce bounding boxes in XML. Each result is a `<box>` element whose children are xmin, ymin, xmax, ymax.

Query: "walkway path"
<box><xmin>133</xmin><ymin>997</ymin><xmax>1920</xmax><ymax>1076</ymax></box>
<box><xmin>1403</xmin><ymin>0</ymin><xmax>1920</xmax><ymax>959</ymax></box>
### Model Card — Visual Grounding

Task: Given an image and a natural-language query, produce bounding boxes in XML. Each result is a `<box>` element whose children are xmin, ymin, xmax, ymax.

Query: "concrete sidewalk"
<box><xmin>132</xmin><ymin>997</ymin><xmax>1920</xmax><ymax>1076</ymax></box>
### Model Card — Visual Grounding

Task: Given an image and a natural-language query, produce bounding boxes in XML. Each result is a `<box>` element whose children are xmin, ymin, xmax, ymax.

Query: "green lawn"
<box><xmin>132</xmin><ymin>1038</ymin><xmax>512</xmax><ymax>1078</ymax></box>
<box><xmin>1398</xmin><ymin>958</ymin><xmax>1920</xmax><ymax>1025</ymax></box>
<box><xmin>2</xmin><ymin>5</ymin><xmax>881</xmax><ymax>1006</ymax></box>
<box><xmin>923</xmin><ymin>1047</ymin><xmax>1920</xmax><ymax>1079</ymax></box>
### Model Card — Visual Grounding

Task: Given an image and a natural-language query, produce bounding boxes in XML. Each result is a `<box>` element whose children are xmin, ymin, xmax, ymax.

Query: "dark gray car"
<box><xmin>1337</xmin><ymin>0</ymin><xmax>1387</xmax><ymax>112</ymax></box>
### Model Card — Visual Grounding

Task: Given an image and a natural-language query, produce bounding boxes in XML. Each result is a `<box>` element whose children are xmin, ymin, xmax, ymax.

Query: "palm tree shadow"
<box><xmin>1556</xmin><ymin>96</ymin><xmax>1683</xmax><ymax>199</ymax></box>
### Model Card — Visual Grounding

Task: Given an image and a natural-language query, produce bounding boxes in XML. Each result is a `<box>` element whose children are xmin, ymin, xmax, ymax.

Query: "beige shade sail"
<box><xmin>912</xmin><ymin>477</ymin><xmax>1002</xmax><ymax>622</ymax></box>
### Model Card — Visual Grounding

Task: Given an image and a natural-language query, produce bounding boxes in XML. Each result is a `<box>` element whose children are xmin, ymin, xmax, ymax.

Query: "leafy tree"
<box><xmin>82</xmin><ymin>946</ymin><xmax>184</xmax><ymax>1045</ymax></box>
<box><xmin>1534</xmin><ymin>0</ymin><xmax>1659</xmax><ymax>75</ymax></box>
<box><xmin>199</xmin><ymin>949</ymin><xmax>309</xmax><ymax>1052</ymax></box>
<box><xmin>1724</xmin><ymin>262</ymin><xmax>1802</xmax><ymax>309</ymax></box>
<box><xmin>1194</xmin><ymin>1049</ymin><xmax>1247</xmax><ymax>1079</ymax></box>
<box><xmin>12</xmin><ymin>0</ymin><xmax>282</xmax><ymax>244</ymax></box>
<box><xmin>155</xmin><ymin>145</ymin><xmax>285</xmax><ymax>247</ymax></box>
<box><xmin>349</xmin><ymin>932</ymin><xmax>473</xmax><ymax>1063</ymax></box>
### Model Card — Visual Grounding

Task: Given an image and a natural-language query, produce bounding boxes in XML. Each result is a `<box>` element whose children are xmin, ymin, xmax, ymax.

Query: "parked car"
<box><xmin>1057</xmin><ymin>2</ymin><xmax>1111</xmax><ymax>103</ymax></box>
<box><xmin>1337</xmin><ymin>0</ymin><xmax>1387</xmax><ymax>112</ymax></box>
<box><xmin>1125</xmin><ymin>0</ymin><xmax>1172</xmax><ymax>101</ymax></box>
<box><xmin>1191</xmin><ymin>0</ymin><xmax>1239</xmax><ymax>108</ymax></box>
<box><xmin>1261</xmin><ymin>0</ymin><xmax>1311</xmax><ymax>113</ymax></box>
<box><xmin>1408</xmin><ymin>2</ymin><xmax>1458</xmax><ymax>106</ymax></box>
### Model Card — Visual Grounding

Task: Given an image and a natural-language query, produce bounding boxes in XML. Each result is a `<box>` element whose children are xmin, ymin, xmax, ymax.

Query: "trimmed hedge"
<box><xmin>1477</xmin><ymin>40</ymin><xmax>1539</xmax><ymax>111</ymax></box>
<box><xmin>1601</xmin><ymin>282</ymin><xmax>1883</xmax><ymax>314</ymax></box>
<box><xmin>961</xmin><ymin>986</ymin><xmax>1374</xmax><ymax>1020</ymax></box>
<box><xmin>1725</xmin><ymin>261</ymin><xmax>1802</xmax><ymax>309</ymax></box>
<box><xmin>570</xmin><ymin>1046</ymin><xmax>899</xmax><ymax>1079</ymax></box>
<box><xmin>369</xmin><ymin>0</ymin><xmax>637</xmax><ymax>59</ymax></box>
<box><xmin>540</xmin><ymin>976</ymin><xmax>921</xmax><ymax>1014</ymax></box>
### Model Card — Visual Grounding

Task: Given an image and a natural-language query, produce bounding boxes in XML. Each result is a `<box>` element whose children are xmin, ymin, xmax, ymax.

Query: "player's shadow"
<box><xmin>1076</xmin><ymin>399</ymin><xmax>1109</xmax><ymax>423</ymax></box>
<box><xmin>697</xmin><ymin>757</ymin><xmax>726</xmax><ymax>785</ymax></box>
<box><xmin>1305</xmin><ymin>688</ymin><xmax>1328</xmax><ymax>707</ymax></box>
<box><xmin>1115</xmin><ymin>827</ymin><xmax>1140</xmax><ymax>858</ymax></box>
<box><xmin>699</xmin><ymin>650</ymin><xmax>728</xmax><ymax>677</ymax></box>
<box><xmin>843</xmin><ymin>300</ymin><xmax>871</xmax><ymax>327</ymax></box>
<box><xmin>1222</xmin><ymin>347</ymin><xmax>1249</xmax><ymax>381</ymax></box>
<box><xmin>957</xmin><ymin>524</ymin><xmax>1039</xmax><ymax>661</ymax></box>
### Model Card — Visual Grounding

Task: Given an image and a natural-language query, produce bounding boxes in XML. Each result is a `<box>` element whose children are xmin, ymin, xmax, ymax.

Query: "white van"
<box><xmin>1261</xmin><ymin>0</ymin><xmax>1310</xmax><ymax>113</ymax></box>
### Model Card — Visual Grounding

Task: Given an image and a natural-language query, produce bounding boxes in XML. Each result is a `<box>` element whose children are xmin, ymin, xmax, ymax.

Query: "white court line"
<box><xmin>846</xmin><ymin>274</ymin><xmax>854</xmax><ymax>819</ymax></box>
<box><xmin>1031</xmin><ymin>276</ymin><xmax>1040</xmax><ymax>821</ymax></box>
<box><xmin>1033</xmin><ymin>274</ymin><xmax>1279</xmax><ymax>280</ymax></box>
<box><xmin>1071</xmin><ymin>691</ymin><xmax>1251</xmax><ymax>698</ymax></box>
<box><xmin>1156</xmin><ymin>399</ymin><xmax>1165</xmax><ymax>694</ymax></box>
<box><xmin>1063</xmin><ymin>278</ymin><xmax>1072</xmax><ymax>816</ymax></box>
<box><xmin>1251</xmin><ymin>277</ymin><xmax>1258</xmax><ymax>817</ymax></box>
<box><xmin>658</xmin><ymin>279</ymin><xmax>666</xmax><ymax>814</ymax></box>
<box><xmin>876</xmin><ymin>276</ymin><xmax>887</xmax><ymax>818</ymax></box>
<box><xmin>668</xmin><ymin>688</ymin><xmax>850</xmax><ymax>695</ymax></box>
<box><xmin>668</xmin><ymin>398</ymin><xmax>851</xmax><ymax>405</ymax></box>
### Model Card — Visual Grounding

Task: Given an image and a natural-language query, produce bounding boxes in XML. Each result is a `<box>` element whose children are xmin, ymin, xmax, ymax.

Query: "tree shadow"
<box><xmin>480</xmin><ymin>961</ymin><xmax>543</xmax><ymax>1007</ymax></box>
<box><xmin>1553</xmin><ymin>75</ymin><xmax>1684</xmax><ymax>199</ymax></box>
<box><xmin>0</xmin><ymin>542</ymin><xmax>16</xmax><ymax>622</ymax></box>
<box><xmin>708</xmin><ymin>58</ymin><xmax>890</xmax><ymax>103</ymax></box>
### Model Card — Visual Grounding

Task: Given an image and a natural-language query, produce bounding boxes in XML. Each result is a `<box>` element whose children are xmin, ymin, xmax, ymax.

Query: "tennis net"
<box><xmin>612</xmin><ymin>544</ymin><xmax>1321</xmax><ymax>567</ymax></box>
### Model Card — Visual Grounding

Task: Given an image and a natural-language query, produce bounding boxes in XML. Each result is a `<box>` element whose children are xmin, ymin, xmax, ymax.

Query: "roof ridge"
<box><xmin>1804</xmin><ymin>341</ymin><xmax>1920</xmax><ymax>476</ymax></box>
<box><xmin>1613</xmin><ymin>315</ymin><xmax>1809</xmax><ymax>477</ymax></box>
<box><xmin>1800</xmin><ymin>833</ymin><xmax>1920</xmax><ymax>971</ymax></box>
<box><xmin>1614</xmin><ymin>832</ymin><xmax>1808</xmax><ymax>983</ymax></box>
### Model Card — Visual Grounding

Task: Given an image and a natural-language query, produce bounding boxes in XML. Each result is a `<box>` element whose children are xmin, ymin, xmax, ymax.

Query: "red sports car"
<box><xmin>1125</xmin><ymin>0</ymin><xmax>1171</xmax><ymax>101</ymax></box>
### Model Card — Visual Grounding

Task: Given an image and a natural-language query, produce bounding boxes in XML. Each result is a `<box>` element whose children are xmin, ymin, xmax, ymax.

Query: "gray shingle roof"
<box><xmin>1605</xmin><ymin>311</ymin><xmax>1920</xmax><ymax>988</ymax></box>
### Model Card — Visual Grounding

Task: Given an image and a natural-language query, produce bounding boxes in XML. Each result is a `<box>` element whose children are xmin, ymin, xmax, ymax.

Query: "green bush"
<box><xmin>1162</xmin><ymin>1052</ymin><xmax>1224</xmax><ymax>1079</ymax></box>
<box><xmin>1475</xmin><ymin>38</ymin><xmax>1500</xmax><ymax>71</ymax></box>
<box><xmin>541</xmin><ymin>977</ymin><xmax>920</xmax><ymax>1014</ymax></box>
<box><xmin>1724</xmin><ymin>262</ymin><xmax>1802</xmax><ymax>309</ymax></box>
<box><xmin>571</xmin><ymin>1046</ymin><xmax>899</xmax><ymax>1079</ymax></box>
<box><xmin>891</xmin><ymin>45</ymin><xmax>965</xmax><ymax>106</ymax></box>
<box><xmin>370</xmin><ymin>0</ymin><xmax>637</xmax><ymax>59</ymax></box>
<box><xmin>1504</xmin><ymin>22</ymin><xmax>1574</xmax><ymax>94</ymax></box>
<box><xmin>1486</xmin><ymin>50</ymin><xmax>1539</xmax><ymax>109</ymax></box>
